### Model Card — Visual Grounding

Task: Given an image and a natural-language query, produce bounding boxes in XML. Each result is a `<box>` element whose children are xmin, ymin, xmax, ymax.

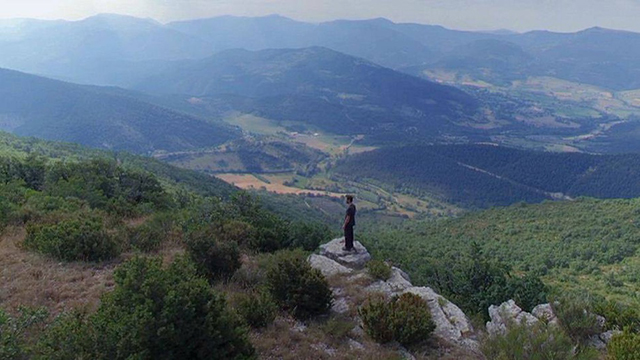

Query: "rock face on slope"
<box><xmin>318</xmin><ymin>238</ymin><xmax>371</xmax><ymax>269</ymax></box>
<box><xmin>309</xmin><ymin>237</ymin><xmax>480</xmax><ymax>355</ymax></box>
<box><xmin>486</xmin><ymin>299</ymin><xmax>618</xmax><ymax>350</ymax></box>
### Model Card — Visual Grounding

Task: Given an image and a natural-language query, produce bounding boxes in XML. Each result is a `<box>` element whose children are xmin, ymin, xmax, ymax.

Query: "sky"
<box><xmin>1</xmin><ymin>0</ymin><xmax>640</xmax><ymax>33</ymax></box>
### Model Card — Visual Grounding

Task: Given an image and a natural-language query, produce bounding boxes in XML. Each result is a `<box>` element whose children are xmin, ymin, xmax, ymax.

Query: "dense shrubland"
<box><xmin>364</xmin><ymin>198</ymin><xmax>640</xmax><ymax>318</ymax></box>
<box><xmin>0</xmin><ymin>150</ymin><xmax>334</xmax><ymax>359</ymax></box>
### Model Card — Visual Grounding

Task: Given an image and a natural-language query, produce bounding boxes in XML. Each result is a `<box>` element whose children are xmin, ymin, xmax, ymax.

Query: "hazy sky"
<box><xmin>1</xmin><ymin>0</ymin><xmax>640</xmax><ymax>33</ymax></box>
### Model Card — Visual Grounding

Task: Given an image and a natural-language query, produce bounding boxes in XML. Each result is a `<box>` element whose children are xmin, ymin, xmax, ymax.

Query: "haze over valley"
<box><xmin>3</xmin><ymin>4</ymin><xmax>640</xmax><ymax>359</ymax></box>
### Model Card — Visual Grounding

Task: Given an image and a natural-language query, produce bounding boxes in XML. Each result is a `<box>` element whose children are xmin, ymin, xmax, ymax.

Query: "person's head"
<box><xmin>346</xmin><ymin>195</ymin><xmax>354</xmax><ymax>204</ymax></box>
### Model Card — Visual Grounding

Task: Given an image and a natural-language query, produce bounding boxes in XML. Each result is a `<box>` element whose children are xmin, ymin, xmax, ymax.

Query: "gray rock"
<box><xmin>601</xmin><ymin>330</ymin><xmax>621</xmax><ymax>344</ymax></box>
<box><xmin>319</xmin><ymin>238</ymin><xmax>371</xmax><ymax>269</ymax></box>
<box><xmin>587</xmin><ymin>335</ymin><xmax>607</xmax><ymax>350</ymax></box>
<box><xmin>348</xmin><ymin>338</ymin><xmax>365</xmax><ymax>351</ymax></box>
<box><xmin>365</xmin><ymin>280</ymin><xmax>394</xmax><ymax>296</ymax></box>
<box><xmin>311</xmin><ymin>343</ymin><xmax>337</xmax><ymax>356</ymax></box>
<box><xmin>387</xmin><ymin>267</ymin><xmax>413</xmax><ymax>291</ymax></box>
<box><xmin>532</xmin><ymin>303</ymin><xmax>559</xmax><ymax>326</ymax></box>
<box><xmin>486</xmin><ymin>300</ymin><xmax>539</xmax><ymax>336</ymax></box>
<box><xmin>404</xmin><ymin>287</ymin><xmax>477</xmax><ymax>348</ymax></box>
<box><xmin>595</xmin><ymin>314</ymin><xmax>606</xmax><ymax>331</ymax></box>
<box><xmin>331</xmin><ymin>297</ymin><xmax>350</xmax><ymax>315</ymax></box>
<box><xmin>365</xmin><ymin>267</ymin><xmax>413</xmax><ymax>296</ymax></box>
<box><xmin>308</xmin><ymin>254</ymin><xmax>353</xmax><ymax>278</ymax></box>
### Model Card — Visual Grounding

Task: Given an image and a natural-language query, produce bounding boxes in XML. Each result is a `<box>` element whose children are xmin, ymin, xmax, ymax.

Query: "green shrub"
<box><xmin>320</xmin><ymin>317</ymin><xmax>356</xmax><ymax>342</ymax></box>
<box><xmin>185</xmin><ymin>228</ymin><xmax>241</xmax><ymax>281</ymax></box>
<box><xmin>266</xmin><ymin>250</ymin><xmax>333</xmax><ymax>320</ymax></box>
<box><xmin>0</xmin><ymin>307</ymin><xmax>47</xmax><ymax>360</ymax></box>
<box><xmin>607</xmin><ymin>328</ymin><xmax>640</xmax><ymax>360</ymax></box>
<box><xmin>552</xmin><ymin>295</ymin><xmax>602</xmax><ymax>344</ymax></box>
<box><xmin>38</xmin><ymin>256</ymin><xmax>255</xmax><ymax>360</ymax></box>
<box><xmin>34</xmin><ymin>310</ymin><xmax>94</xmax><ymax>360</ymax></box>
<box><xmin>23</xmin><ymin>213</ymin><xmax>119</xmax><ymax>262</ymax></box>
<box><xmin>231</xmin><ymin>259</ymin><xmax>268</xmax><ymax>290</ymax></box>
<box><xmin>482</xmin><ymin>320</ymin><xmax>599</xmax><ymax>360</ymax></box>
<box><xmin>234</xmin><ymin>291</ymin><xmax>278</xmax><ymax>328</ymax></box>
<box><xmin>594</xmin><ymin>299</ymin><xmax>640</xmax><ymax>332</ymax></box>
<box><xmin>359</xmin><ymin>293</ymin><xmax>435</xmax><ymax>347</ymax></box>
<box><xmin>506</xmin><ymin>274</ymin><xmax>548</xmax><ymax>312</ymax></box>
<box><xmin>288</xmin><ymin>221</ymin><xmax>331</xmax><ymax>251</ymax></box>
<box><xmin>366</xmin><ymin>259</ymin><xmax>392</xmax><ymax>280</ymax></box>
<box><xmin>359</xmin><ymin>294</ymin><xmax>394</xmax><ymax>343</ymax></box>
<box><xmin>127</xmin><ymin>213</ymin><xmax>177</xmax><ymax>252</ymax></box>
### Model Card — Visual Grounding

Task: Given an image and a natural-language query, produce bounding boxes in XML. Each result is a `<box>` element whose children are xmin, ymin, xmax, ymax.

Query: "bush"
<box><xmin>34</xmin><ymin>310</ymin><xmax>94</xmax><ymax>360</ymax></box>
<box><xmin>23</xmin><ymin>213</ymin><xmax>119</xmax><ymax>262</ymax></box>
<box><xmin>38</xmin><ymin>256</ymin><xmax>255</xmax><ymax>360</ymax></box>
<box><xmin>607</xmin><ymin>329</ymin><xmax>640</xmax><ymax>360</ymax></box>
<box><xmin>234</xmin><ymin>291</ymin><xmax>278</xmax><ymax>328</ymax></box>
<box><xmin>185</xmin><ymin>228</ymin><xmax>241</xmax><ymax>281</ymax></box>
<box><xmin>594</xmin><ymin>299</ymin><xmax>640</xmax><ymax>332</ymax></box>
<box><xmin>231</xmin><ymin>258</ymin><xmax>268</xmax><ymax>290</ymax></box>
<box><xmin>0</xmin><ymin>307</ymin><xmax>47</xmax><ymax>360</ymax></box>
<box><xmin>366</xmin><ymin>259</ymin><xmax>392</xmax><ymax>280</ymax></box>
<box><xmin>127</xmin><ymin>213</ymin><xmax>177</xmax><ymax>252</ymax></box>
<box><xmin>506</xmin><ymin>274</ymin><xmax>547</xmax><ymax>312</ymax></box>
<box><xmin>266</xmin><ymin>250</ymin><xmax>333</xmax><ymax>320</ymax></box>
<box><xmin>482</xmin><ymin>320</ymin><xmax>599</xmax><ymax>360</ymax></box>
<box><xmin>359</xmin><ymin>293</ymin><xmax>435</xmax><ymax>347</ymax></box>
<box><xmin>288</xmin><ymin>221</ymin><xmax>331</xmax><ymax>251</ymax></box>
<box><xmin>552</xmin><ymin>295</ymin><xmax>602</xmax><ymax>344</ymax></box>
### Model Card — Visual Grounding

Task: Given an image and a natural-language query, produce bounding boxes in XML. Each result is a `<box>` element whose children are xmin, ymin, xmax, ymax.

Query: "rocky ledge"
<box><xmin>309</xmin><ymin>237</ymin><xmax>481</xmax><ymax>355</ymax></box>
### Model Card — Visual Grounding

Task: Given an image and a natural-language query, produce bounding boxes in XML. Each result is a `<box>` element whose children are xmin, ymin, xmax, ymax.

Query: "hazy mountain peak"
<box><xmin>79</xmin><ymin>13</ymin><xmax>163</xmax><ymax>29</ymax></box>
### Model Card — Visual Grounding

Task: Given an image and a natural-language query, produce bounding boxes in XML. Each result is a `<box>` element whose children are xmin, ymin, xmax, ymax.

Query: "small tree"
<box><xmin>266</xmin><ymin>250</ymin><xmax>333</xmax><ymax>319</ymax></box>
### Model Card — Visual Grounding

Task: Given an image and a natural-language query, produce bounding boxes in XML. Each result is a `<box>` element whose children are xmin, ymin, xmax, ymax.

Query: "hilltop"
<box><xmin>133</xmin><ymin>47</ymin><xmax>481</xmax><ymax>141</ymax></box>
<box><xmin>0</xmin><ymin>68</ymin><xmax>237</xmax><ymax>154</ymax></box>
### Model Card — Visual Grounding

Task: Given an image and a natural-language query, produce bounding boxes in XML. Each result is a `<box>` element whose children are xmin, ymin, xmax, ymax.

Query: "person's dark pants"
<box><xmin>344</xmin><ymin>226</ymin><xmax>354</xmax><ymax>250</ymax></box>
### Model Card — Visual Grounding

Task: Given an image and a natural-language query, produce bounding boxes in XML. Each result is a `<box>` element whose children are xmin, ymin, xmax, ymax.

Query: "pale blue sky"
<box><xmin>1</xmin><ymin>0</ymin><xmax>640</xmax><ymax>32</ymax></box>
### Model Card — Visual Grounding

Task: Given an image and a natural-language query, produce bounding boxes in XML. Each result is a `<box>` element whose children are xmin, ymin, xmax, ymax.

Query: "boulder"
<box><xmin>308</xmin><ymin>254</ymin><xmax>353</xmax><ymax>277</ymax></box>
<box><xmin>404</xmin><ymin>287</ymin><xmax>477</xmax><ymax>348</ymax></box>
<box><xmin>600</xmin><ymin>330</ymin><xmax>622</xmax><ymax>344</ymax></box>
<box><xmin>319</xmin><ymin>238</ymin><xmax>371</xmax><ymax>269</ymax></box>
<box><xmin>486</xmin><ymin>300</ymin><xmax>539</xmax><ymax>336</ymax></box>
<box><xmin>365</xmin><ymin>267</ymin><xmax>413</xmax><ymax>296</ymax></box>
<box><xmin>531</xmin><ymin>303</ymin><xmax>559</xmax><ymax>326</ymax></box>
<box><xmin>331</xmin><ymin>297</ymin><xmax>350</xmax><ymax>315</ymax></box>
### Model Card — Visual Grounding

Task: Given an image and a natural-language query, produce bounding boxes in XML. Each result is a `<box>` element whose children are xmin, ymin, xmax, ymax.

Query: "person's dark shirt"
<box><xmin>346</xmin><ymin>203</ymin><xmax>356</xmax><ymax>227</ymax></box>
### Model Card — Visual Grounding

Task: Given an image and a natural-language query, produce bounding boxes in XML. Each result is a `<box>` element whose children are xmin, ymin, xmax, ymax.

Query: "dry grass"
<box><xmin>250</xmin><ymin>316</ymin><xmax>405</xmax><ymax>360</ymax></box>
<box><xmin>216</xmin><ymin>173</ymin><xmax>345</xmax><ymax>198</ymax></box>
<box><xmin>0</xmin><ymin>227</ymin><xmax>117</xmax><ymax>315</ymax></box>
<box><xmin>0</xmin><ymin>224</ymin><xmax>186</xmax><ymax>316</ymax></box>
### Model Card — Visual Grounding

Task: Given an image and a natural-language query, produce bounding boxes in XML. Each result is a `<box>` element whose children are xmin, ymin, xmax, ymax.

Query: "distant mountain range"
<box><xmin>2</xmin><ymin>14</ymin><xmax>640</xmax><ymax>90</ymax></box>
<box><xmin>0</xmin><ymin>68</ymin><xmax>237</xmax><ymax>153</ymax></box>
<box><xmin>133</xmin><ymin>47</ymin><xmax>482</xmax><ymax>140</ymax></box>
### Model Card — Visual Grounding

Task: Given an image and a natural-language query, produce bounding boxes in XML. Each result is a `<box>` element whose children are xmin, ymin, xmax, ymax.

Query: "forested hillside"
<box><xmin>133</xmin><ymin>47</ymin><xmax>481</xmax><ymax>141</ymax></box>
<box><xmin>334</xmin><ymin>144</ymin><xmax>640</xmax><ymax>208</ymax></box>
<box><xmin>363</xmin><ymin>198</ymin><xmax>640</xmax><ymax>320</ymax></box>
<box><xmin>0</xmin><ymin>68</ymin><xmax>237</xmax><ymax>154</ymax></box>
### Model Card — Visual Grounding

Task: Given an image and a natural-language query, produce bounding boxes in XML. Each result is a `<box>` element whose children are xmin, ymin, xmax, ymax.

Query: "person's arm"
<box><xmin>343</xmin><ymin>215</ymin><xmax>350</xmax><ymax>229</ymax></box>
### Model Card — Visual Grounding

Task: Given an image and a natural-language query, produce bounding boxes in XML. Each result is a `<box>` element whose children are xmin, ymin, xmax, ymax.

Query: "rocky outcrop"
<box><xmin>309</xmin><ymin>238</ymin><xmax>480</xmax><ymax>356</ymax></box>
<box><xmin>308</xmin><ymin>254</ymin><xmax>353</xmax><ymax>277</ymax></box>
<box><xmin>486</xmin><ymin>300</ymin><xmax>539</xmax><ymax>336</ymax></box>
<box><xmin>404</xmin><ymin>286</ymin><xmax>478</xmax><ymax>349</ymax></box>
<box><xmin>365</xmin><ymin>267</ymin><xmax>413</xmax><ymax>295</ymax></box>
<box><xmin>319</xmin><ymin>238</ymin><xmax>371</xmax><ymax>269</ymax></box>
<box><xmin>531</xmin><ymin>303</ymin><xmax>558</xmax><ymax>325</ymax></box>
<box><xmin>487</xmin><ymin>300</ymin><xmax>618</xmax><ymax>350</ymax></box>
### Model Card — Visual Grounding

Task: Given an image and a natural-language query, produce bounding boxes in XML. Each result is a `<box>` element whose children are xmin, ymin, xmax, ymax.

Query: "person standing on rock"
<box><xmin>342</xmin><ymin>195</ymin><xmax>357</xmax><ymax>252</ymax></box>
